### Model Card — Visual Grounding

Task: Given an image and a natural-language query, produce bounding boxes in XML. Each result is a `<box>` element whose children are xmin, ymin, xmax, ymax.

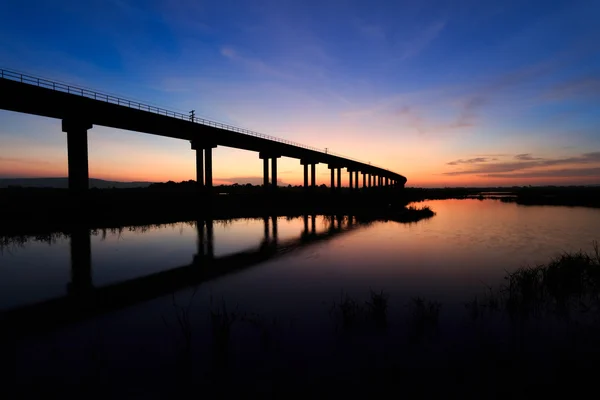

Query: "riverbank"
<box><xmin>405</xmin><ymin>185</ymin><xmax>600</xmax><ymax>207</ymax></box>
<box><xmin>0</xmin><ymin>186</ymin><xmax>430</xmax><ymax>236</ymax></box>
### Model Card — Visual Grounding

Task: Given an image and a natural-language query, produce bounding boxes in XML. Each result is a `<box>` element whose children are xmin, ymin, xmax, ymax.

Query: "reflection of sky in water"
<box><xmin>1</xmin><ymin>200</ymin><xmax>600</xmax><ymax>313</ymax></box>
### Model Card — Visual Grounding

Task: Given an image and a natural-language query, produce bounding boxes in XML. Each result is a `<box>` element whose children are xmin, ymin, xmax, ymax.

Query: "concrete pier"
<box><xmin>62</xmin><ymin>120</ymin><xmax>92</xmax><ymax>191</ymax></box>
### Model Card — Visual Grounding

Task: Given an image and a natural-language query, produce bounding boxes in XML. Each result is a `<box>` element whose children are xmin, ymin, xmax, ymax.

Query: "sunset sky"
<box><xmin>1</xmin><ymin>0</ymin><xmax>599</xmax><ymax>187</ymax></box>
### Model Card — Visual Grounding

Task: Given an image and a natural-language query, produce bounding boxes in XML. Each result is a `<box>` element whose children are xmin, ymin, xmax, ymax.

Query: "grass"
<box><xmin>390</xmin><ymin>205</ymin><xmax>435</xmax><ymax>223</ymax></box>
<box><xmin>329</xmin><ymin>290</ymin><xmax>391</xmax><ymax>332</ymax></box>
<box><xmin>365</xmin><ymin>290</ymin><xmax>390</xmax><ymax>328</ymax></box>
<box><xmin>209</xmin><ymin>297</ymin><xmax>239</xmax><ymax>358</ymax></box>
<box><xmin>408</xmin><ymin>297</ymin><xmax>442</xmax><ymax>342</ymax></box>
<box><xmin>467</xmin><ymin>241</ymin><xmax>600</xmax><ymax>324</ymax></box>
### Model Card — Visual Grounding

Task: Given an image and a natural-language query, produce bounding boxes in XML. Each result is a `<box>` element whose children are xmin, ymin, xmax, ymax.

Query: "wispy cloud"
<box><xmin>0</xmin><ymin>157</ymin><xmax>50</xmax><ymax>165</ymax></box>
<box><xmin>514</xmin><ymin>153</ymin><xmax>543</xmax><ymax>161</ymax></box>
<box><xmin>447</xmin><ymin>157</ymin><xmax>496</xmax><ymax>166</ymax></box>
<box><xmin>355</xmin><ymin>21</ymin><xmax>387</xmax><ymax>41</ymax></box>
<box><xmin>444</xmin><ymin>152</ymin><xmax>600</xmax><ymax>176</ymax></box>
<box><xmin>479</xmin><ymin>167</ymin><xmax>600</xmax><ymax>179</ymax></box>
<box><xmin>220</xmin><ymin>46</ymin><xmax>293</xmax><ymax>79</ymax></box>
<box><xmin>543</xmin><ymin>77</ymin><xmax>600</xmax><ymax>101</ymax></box>
<box><xmin>399</xmin><ymin>20</ymin><xmax>446</xmax><ymax>61</ymax></box>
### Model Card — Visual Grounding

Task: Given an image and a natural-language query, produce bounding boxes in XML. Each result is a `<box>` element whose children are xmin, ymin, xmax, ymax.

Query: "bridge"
<box><xmin>0</xmin><ymin>68</ymin><xmax>407</xmax><ymax>191</ymax></box>
<box><xmin>0</xmin><ymin>215</ymin><xmax>366</xmax><ymax>337</ymax></box>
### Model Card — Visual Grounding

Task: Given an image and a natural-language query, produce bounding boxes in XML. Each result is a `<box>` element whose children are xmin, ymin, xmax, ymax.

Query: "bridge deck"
<box><xmin>0</xmin><ymin>69</ymin><xmax>405</xmax><ymax>181</ymax></box>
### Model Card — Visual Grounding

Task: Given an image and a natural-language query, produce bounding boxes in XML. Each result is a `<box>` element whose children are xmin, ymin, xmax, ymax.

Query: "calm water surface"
<box><xmin>3</xmin><ymin>199</ymin><xmax>600</xmax><ymax>391</ymax></box>
<box><xmin>2</xmin><ymin>199</ymin><xmax>599</xmax><ymax>313</ymax></box>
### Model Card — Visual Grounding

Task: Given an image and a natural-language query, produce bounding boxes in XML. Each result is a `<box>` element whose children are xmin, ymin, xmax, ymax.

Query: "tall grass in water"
<box><xmin>468</xmin><ymin>241</ymin><xmax>600</xmax><ymax>324</ymax></box>
<box><xmin>330</xmin><ymin>291</ymin><xmax>362</xmax><ymax>331</ymax></box>
<box><xmin>329</xmin><ymin>290</ymin><xmax>390</xmax><ymax>332</ymax></box>
<box><xmin>408</xmin><ymin>297</ymin><xmax>441</xmax><ymax>343</ymax></box>
<box><xmin>391</xmin><ymin>205</ymin><xmax>435</xmax><ymax>223</ymax></box>
<box><xmin>365</xmin><ymin>290</ymin><xmax>390</xmax><ymax>328</ymax></box>
<box><xmin>209</xmin><ymin>297</ymin><xmax>238</xmax><ymax>370</ymax></box>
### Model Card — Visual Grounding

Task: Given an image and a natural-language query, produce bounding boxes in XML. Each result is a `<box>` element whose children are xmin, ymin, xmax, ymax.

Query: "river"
<box><xmin>2</xmin><ymin>199</ymin><xmax>599</xmax><ymax>394</ymax></box>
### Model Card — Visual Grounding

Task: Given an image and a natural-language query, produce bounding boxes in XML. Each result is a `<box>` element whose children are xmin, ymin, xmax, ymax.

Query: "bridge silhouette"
<box><xmin>0</xmin><ymin>69</ymin><xmax>407</xmax><ymax>191</ymax></box>
<box><xmin>0</xmin><ymin>215</ymin><xmax>366</xmax><ymax>337</ymax></box>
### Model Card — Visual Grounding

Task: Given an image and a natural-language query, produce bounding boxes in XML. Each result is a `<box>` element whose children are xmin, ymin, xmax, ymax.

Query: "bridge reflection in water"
<box><xmin>2</xmin><ymin>215</ymin><xmax>366</xmax><ymax>336</ymax></box>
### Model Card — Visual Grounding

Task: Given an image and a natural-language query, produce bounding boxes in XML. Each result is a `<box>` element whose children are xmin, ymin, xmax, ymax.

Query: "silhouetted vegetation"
<box><xmin>468</xmin><ymin>241</ymin><xmax>600</xmax><ymax>323</ymax></box>
<box><xmin>3</xmin><ymin>183</ymin><xmax>597</xmax><ymax>237</ymax></box>
<box><xmin>0</xmin><ymin>183</ymin><xmax>410</xmax><ymax>236</ymax></box>
<box><xmin>500</xmin><ymin>185</ymin><xmax>600</xmax><ymax>208</ymax></box>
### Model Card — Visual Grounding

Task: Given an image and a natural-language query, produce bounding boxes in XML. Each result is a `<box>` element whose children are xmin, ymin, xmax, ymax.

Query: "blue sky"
<box><xmin>1</xmin><ymin>0</ymin><xmax>599</xmax><ymax>186</ymax></box>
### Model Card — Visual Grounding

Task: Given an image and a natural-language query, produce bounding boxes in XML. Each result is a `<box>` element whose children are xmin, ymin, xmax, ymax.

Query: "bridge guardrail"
<box><xmin>0</xmin><ymin>68</ymin><xmax>390</xmax><ymax>172</ymax></box>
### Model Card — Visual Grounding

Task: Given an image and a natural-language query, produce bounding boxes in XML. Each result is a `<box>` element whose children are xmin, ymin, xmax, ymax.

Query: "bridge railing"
<box><xmin>0</xmin><ymin>68</ymin><xmax>390</xmax><ymax>172</ymax></box>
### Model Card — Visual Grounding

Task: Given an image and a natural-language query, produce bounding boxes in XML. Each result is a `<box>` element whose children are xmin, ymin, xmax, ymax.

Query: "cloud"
<box><xmin>544</xmin><ymin>77</ymin><xmax>600</xmax><ymax>101</ymax></box>
<box><xmin>0</xmin><ymin>157</ymin><xmax>50</xmax><ymax>165</ymax></box>
<box><xmin>449</xmin><ymin>96</ymin><xmax>487</xmax><ymax>129</ymax></box>
<box><xmin>220</xmin><ymin>46</ymin><xmax>292</xmax><ymax>79</ymax></box>
<box><xmin>447</xmin><ymin>157</ymin><xmax>494</xmax><ymax>166</ymax></box>
<box><xmin>399</xmin><ymin>20</ymin><xmax>446</xmax><ymax>61</ymax></box>
<box><xmin>444</xmin><ymin>152</ymin><xmax>600</xmax><ymax>176</ymax></box>
<box><xmin>479</xmin><ymin>167</ymin><xmax>600</xmax><ymax>179</ymax></box>
<box><xmin>514</xmin><ymin>153</ymin><xmax>543</xmax><ymax>161</ymax></box>
<box><xmin>356</xmin><ymin>22</ymin><xmax>386</xmax><ymax>41</ymax></box>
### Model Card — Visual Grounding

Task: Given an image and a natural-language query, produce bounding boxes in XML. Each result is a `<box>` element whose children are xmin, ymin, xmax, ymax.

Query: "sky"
<box><xmin>1</xmin><ymin>0</ymin><xmax>599</xmax><ymax>187</ymax></box>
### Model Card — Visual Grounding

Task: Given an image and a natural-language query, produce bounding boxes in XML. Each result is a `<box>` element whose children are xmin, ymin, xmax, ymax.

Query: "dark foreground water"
<box><xmin>1</xmin><ymin>199</ymin><xmax>600</xmax><ymax>395</ymax></box>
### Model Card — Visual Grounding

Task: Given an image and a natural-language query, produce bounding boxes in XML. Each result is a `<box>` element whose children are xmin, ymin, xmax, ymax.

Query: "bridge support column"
<box><xmin>260</xmin><ymin>153</ymin><xmax>281</xmax><ymax>189</ymax></box>
<box><xmin>263</xmin><ymin>158</ymin><xmax>269</xmax><ymax>187</ymax></box>
<box><xmin>330</xmin><ymin>168</ymin><xmax>335</xmax><ymax>189</ymax></box>
<box><xmin>385</xmin><ymin>177</ymin><xmax>389</xmax><ymax>187</ymax></box>
<box><xmin>302</xmin><ymin>160</ymin><xmax>318</xmax><ymax>189</ymax></box>
<box><xmin>303</xmin><ymin>164</ymin><xmax>309</xmax><ymax>188</ymax></box>
<box><xmin>195</xmin><ymin>148</ymin><xmax>204</xmax><ymax>188</ymax></box>
<box><xmin>368</xmin><ymin>174</ymin><xmax>372</xmax><ymax>187</ymax></box>
<box><xmin>328</xmin><ymin>164</ymin><xmax>340</xmax><ymax>191</ymax></box>
<box><xmin>362</xmin><ymin>172</ymin><xmax>366</xmax><ymax>189</ymax></box>
<box><xmin>354</xmin><ymin>170</ymin><xmax>359</xmax><ymax>189</ymax></box>
<box><xmin>191</xmin><ymin>142</ymin><xmax>217</xmax><ymax>189</ymax></box>
<box><xmin>205</xmin><ymin>147</ymin><xmax>214</xmax><ymax>188</ymax></box>
<box><xmin>348</xmin><ymin>170</ymin><xmax>353</xmax><ymax>189</ymax></box>
<box><xmin>271</xmin><ymin>157</ymin><xmax>278</xmax><ymax>189</ymax></box>
<box><xmin>63</xmin><ymin>120</ymin><xmax>92</xmax><ymax>192</ymax></box>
